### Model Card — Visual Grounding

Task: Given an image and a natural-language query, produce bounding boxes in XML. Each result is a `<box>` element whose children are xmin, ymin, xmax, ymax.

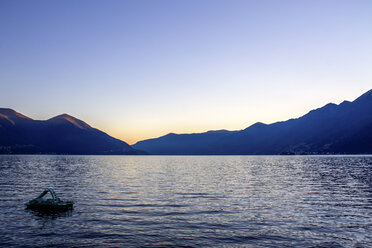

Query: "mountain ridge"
<box><xmin>0</xmin><ymin>108</ymin><xmax>33</xmax><ymax>121</ymax></box>
<box><xmin>0</xmin><ymin>109</ymin><xmax>138</xmax><ymax>155</ymax></box>
<box><xmin>133</xmin><ymin>89</ymin><xmax>372</xmax><ymax>155</ymax></box>
<box><xmin>1</xmin><ymin>89</ymin><xmax>371</xmax><ymax>155</ymax></box>
<box><xmin>47</xmin><ymin>114</ymin><xmax>93</xmax><ymax>130</ymax></box>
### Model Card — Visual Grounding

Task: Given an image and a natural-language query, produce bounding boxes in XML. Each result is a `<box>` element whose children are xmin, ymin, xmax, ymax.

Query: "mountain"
<box><xmin>133</xmin><ymin>130</ymin><xmax>238</xmax><ymax>155</ymax></box>
<box><xmin>133</xmin><ymin>89</ymin><xmax>372</xmax><ymax>155</ymax></box>
<box><xmin>0</xmin><ymin>109</ymin><xmax>137</xmax><ymax>155</ymax></box>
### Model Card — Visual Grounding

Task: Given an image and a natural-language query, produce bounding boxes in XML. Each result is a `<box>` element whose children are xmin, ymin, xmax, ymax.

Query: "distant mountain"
<box><xmin>133</xmin><ymin>130</ymin><xmax>238</xmax><ymax>155</ymax></box>
<box><xmin>134</xmin><ymin>89</ymin><xmax>372</xmax><ymax>155</ymax></box>
<box><xmin>0</xmin><ymin>109</ymin><xmax>137</xmax><ymax>155</ymax></box>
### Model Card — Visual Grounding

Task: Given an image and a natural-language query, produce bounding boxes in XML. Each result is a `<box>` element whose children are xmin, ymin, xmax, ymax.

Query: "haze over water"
<box><xmin>0</xmin><ymin>155</ymin><xmax>371</xmax><ymax>247</ymax></box>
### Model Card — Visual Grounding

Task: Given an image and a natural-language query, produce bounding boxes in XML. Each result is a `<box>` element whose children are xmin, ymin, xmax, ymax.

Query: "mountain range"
<box><xmin>1</xmin><ymin>89</ymin><xmax>372</xmax><ymax>155</ymax></box>
<box><xmin>133</xmin><ymin>89</ymin><xmax>372</xmax><ymax>155</ymax></box>
<box><xmin>0</xmin><ymin>109</ymin><xmax>137</xmax><ymax>155</ymax></box>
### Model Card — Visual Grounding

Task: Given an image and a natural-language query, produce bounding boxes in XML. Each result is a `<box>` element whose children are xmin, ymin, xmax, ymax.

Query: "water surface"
<box><xmin>0</xmin><ymin>155</ymin><xmax>371</xmax><ymax>247</ymax></box>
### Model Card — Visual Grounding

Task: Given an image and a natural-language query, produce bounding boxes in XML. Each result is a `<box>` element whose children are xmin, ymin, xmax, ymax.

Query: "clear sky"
<box><xmin>1</xmin><ymin>0</ymin><xmax>372</xmax><ymax>144</ymax></box>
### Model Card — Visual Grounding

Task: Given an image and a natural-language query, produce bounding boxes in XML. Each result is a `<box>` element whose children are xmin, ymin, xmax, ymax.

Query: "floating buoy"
<box><xmin>25</xmin><ymin>188</ymin><xmax>73</xmax><ymax>212</ymax></box>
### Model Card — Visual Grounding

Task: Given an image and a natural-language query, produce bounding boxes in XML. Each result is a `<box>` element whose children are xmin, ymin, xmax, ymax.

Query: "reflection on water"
<box><xmin>27</xmin><ymin>209</ymin><xmax>73</xmax><ymax>229</ymax></box>
<box><xmin>0</xmin><ymin>155</ymin><xmax>371</xmax><ymax>247</ymax></box>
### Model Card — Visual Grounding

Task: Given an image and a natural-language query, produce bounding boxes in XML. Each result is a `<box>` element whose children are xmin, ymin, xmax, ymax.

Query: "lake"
<box><xmin>0</xmin><ymin>155</ymin><xmax>371</xmax><ymax>247</ymax></box>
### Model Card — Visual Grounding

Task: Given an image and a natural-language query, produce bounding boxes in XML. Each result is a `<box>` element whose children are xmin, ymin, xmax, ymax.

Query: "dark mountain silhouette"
<box><xmin>132</xmin><ymin>130</ymin><xmax>238</xmax><ymax>155</ymax></box>
<box><xmin>134</xmin><ymin>89</ymin><xmax>372</xmax><ymax>155</ymax></box>
<box><xmin>0</xmin><ymin>109</ymin><xmax>137</xmax><ymax>155</ymax></box>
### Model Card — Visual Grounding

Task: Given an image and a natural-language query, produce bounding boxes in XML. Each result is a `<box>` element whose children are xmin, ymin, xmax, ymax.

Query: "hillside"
<box><xmin>133</xmin><ymin>89</ymin><xmax>372</xmax><ymax>155</ymax></box>
<box><xmin>0</xmin><ymin>109</ymin><xmax>137</xmax><ymax>155</ymax></box>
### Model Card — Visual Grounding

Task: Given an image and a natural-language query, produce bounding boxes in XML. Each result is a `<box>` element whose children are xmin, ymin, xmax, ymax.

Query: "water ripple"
<box><xmin>0</xmin><ymin>155</ymin><xmax>372</xmax><ymax>247</ymax></box>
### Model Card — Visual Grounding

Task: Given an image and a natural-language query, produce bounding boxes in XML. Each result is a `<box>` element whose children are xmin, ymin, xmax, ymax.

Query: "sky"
<box><xmin>1</xmin><ymin>0</ymin><xmax>372</xmax><ymax>144</ymax></box>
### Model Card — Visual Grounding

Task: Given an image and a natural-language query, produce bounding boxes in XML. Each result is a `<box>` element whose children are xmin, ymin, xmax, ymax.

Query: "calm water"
<box><xmin>0</xmin><ymin>155</ymin><xmax>371</xmax><ymax>247</ymax></box>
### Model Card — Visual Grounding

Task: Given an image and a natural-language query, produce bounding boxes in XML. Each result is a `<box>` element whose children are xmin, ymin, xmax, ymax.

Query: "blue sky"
<box><xmin>1</xmin><ymin>0</ymin><xmax>372</xmax><ymax>144</ymax></box>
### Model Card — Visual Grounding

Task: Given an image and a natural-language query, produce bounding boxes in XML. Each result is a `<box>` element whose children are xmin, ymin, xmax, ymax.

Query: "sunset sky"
<box><xmin>1</xmin><ymin>0</ymin><xmax>372</xmax><ymax>144</ymax></box>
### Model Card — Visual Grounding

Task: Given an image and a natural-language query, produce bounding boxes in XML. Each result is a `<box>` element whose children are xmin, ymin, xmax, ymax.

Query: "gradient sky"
<box><xmin>1</xmin><ymin>0</ymin><xmax>372</xmax><ymax>144</ymax></box>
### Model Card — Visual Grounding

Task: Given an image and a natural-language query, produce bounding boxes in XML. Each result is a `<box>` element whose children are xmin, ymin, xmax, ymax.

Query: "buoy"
<box><xmin>25</xmin><ymin>188</ymin><xmax>73</xmax><ymax>211</ymax></box>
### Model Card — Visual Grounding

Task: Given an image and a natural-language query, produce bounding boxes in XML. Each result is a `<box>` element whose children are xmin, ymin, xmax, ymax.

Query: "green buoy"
<box><xmin>25</xmin><ymin>188</ymin><xmax>73</xmax><ymax>212</ymax></box>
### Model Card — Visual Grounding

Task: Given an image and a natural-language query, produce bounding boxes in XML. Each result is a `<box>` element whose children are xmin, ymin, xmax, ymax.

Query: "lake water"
<box><xmin>0</xmin><ymin>155</ymin><xmax>371</xmax><ymax>247</ymax></box>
